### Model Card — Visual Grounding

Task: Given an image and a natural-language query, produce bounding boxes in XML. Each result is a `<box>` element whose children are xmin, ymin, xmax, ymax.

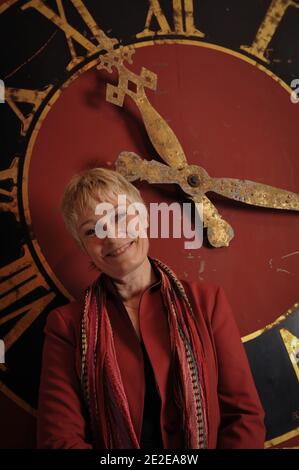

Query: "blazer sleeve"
<box><xmin>211</xmin><ymin>286</ymin><xmax>266</xmax><ymax>449</ymax></box>
<box><xmin>37</xmin><ymin>308</ymin><xmax>93</xmax><ymax>449</ymax></box>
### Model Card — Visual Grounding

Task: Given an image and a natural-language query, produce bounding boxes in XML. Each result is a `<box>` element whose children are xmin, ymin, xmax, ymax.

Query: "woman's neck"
<box><xmin>110</xmin><ymin>257</ymin><xmax>158</xmax><ymax>303</ymax></box>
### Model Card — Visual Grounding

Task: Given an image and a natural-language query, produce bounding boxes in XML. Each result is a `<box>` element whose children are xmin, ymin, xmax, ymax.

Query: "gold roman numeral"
<box><xmin>0</xmin><ymin>158</ymin><xmax>19</xmax><ymax>221</ymax></box>
<box><xmin>21</xmin><ymin>0</ymin><xmax>117</xmax><ymax>70</ymax></box>
<box><xmin>0</xmin><ymin>294</ymin><xmax>55</xmax><ymax>352</ymax></box>
<box><xmin>280</xmin><ymin>328</ymin><xmax>299</xmax><ymax>382</ymax></box>
<box><xmin>6</xmin><ymin>85</ymin><xmax>53</xmax><ymax>136</ymax></box>
<box><xmin>0</xmin><ymin>245</ymin><xmax>55</xmax><ymax>352</ymax></box>
<box><xmin>137</xmin><ymin>0</ymin><xmax>204</xmax><ymax>38</ymax></box>
<box><xmin>241</xmin><ymin>0</ymin><xmax>299</xmax><ymax>63</ymax></box>
<box><xmin>0</xmin><ymin>245</ymin><xmax>49</xmax><ymax>310</ymax></box>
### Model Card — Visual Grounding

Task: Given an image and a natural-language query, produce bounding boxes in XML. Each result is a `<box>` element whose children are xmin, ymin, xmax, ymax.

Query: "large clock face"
<box><xmin>1</xmin><ymin>0</ymin><xmax>299</xmax><ymax>448</ymax></box>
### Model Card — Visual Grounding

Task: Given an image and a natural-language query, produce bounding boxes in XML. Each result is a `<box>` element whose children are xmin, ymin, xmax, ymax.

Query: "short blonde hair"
<box><xmin>60</xmin><ymin>167</ymin><xmax>144</xmax><ymax>245</ymax></box>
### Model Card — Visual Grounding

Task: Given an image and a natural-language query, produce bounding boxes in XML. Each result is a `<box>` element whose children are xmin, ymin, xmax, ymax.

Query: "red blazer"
<box><xmin>37</xmin><ymin>275</ymin><xmax>266</xmax><ymax>449</ymax></box>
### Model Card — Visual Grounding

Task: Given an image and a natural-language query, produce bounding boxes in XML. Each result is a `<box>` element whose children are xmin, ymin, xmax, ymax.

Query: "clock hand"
<box><xmin>104</xmin><ymin>59</ymin><xmax>187</xmax><ymax>169</ymax></box>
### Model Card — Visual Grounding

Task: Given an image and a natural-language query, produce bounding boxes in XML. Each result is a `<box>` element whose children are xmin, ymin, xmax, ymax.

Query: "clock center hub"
<box><xmin>187</xmin><ymin>174</ymin><xmax>201</xmax><ymax>187</ymax></box>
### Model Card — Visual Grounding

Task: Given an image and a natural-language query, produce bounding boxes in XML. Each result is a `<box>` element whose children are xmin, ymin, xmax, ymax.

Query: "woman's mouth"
<box><xmin>105</xmin><ymin>240</ymin><xmax>135</xmax><ymax>258</ymax></box>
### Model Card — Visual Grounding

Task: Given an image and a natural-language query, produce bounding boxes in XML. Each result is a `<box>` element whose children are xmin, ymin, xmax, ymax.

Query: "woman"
<box><xmin>37</xmin><ymin>167</ymin><xmax>266</xmax><ymax>449</ymax></box>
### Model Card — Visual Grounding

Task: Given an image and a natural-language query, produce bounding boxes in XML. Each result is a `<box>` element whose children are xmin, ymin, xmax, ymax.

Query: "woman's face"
<box><xmin>76</xmin><ymin>195</ymin><xmax>149</xmax><ymax>279</ymax></box>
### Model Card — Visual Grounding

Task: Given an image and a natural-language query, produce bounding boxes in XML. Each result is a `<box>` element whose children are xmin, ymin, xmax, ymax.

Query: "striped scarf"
<box><xmin>80</xmin><ymin>257</ymin><xmax>209</xmax><ymax>449</ymax></box>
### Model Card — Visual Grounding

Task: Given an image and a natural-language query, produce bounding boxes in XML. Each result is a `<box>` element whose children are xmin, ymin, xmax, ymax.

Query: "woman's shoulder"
<box><xmin>179</xmin><ymin>278</ymin><xmax>221</xmax><ymax>300</ymax></box>
<box><xmin>180</xmin><ymin>278</ymin><xmax>220</xmax><ymax>294</ymax></box>
<box><xmin>179</xmin><ymin>278</ymin><xmax>223</xmax><ymax>322</ymax></box>
<box><xmin>50</xmin><ymin>298</ymin><xmax>84</xmax><ymax>322</ymax></box>
<box><xmin>44</xmin><ymin>293</ymin><xmax>85</xmax><ymax>341</ymax></box>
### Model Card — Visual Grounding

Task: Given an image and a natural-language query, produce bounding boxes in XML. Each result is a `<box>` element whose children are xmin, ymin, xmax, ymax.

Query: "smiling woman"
<box><xmin>37</xmin><ymin>166</ymin><xmax>266</xmax><ymax>449</ymax></box>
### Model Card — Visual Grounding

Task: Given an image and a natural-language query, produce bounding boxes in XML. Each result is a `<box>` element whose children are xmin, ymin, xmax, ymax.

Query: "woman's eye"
<box><xmin>85</xmin><ymin>228</ymin><xmax>95</xmax><ymax>236</ymax></box>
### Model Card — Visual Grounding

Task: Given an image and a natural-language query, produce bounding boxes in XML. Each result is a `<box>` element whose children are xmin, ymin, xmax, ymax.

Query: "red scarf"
<box><xmin>80</xmin><ymin>257</ymin><xmax>209</xmax><ymax>448</ymax></box>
